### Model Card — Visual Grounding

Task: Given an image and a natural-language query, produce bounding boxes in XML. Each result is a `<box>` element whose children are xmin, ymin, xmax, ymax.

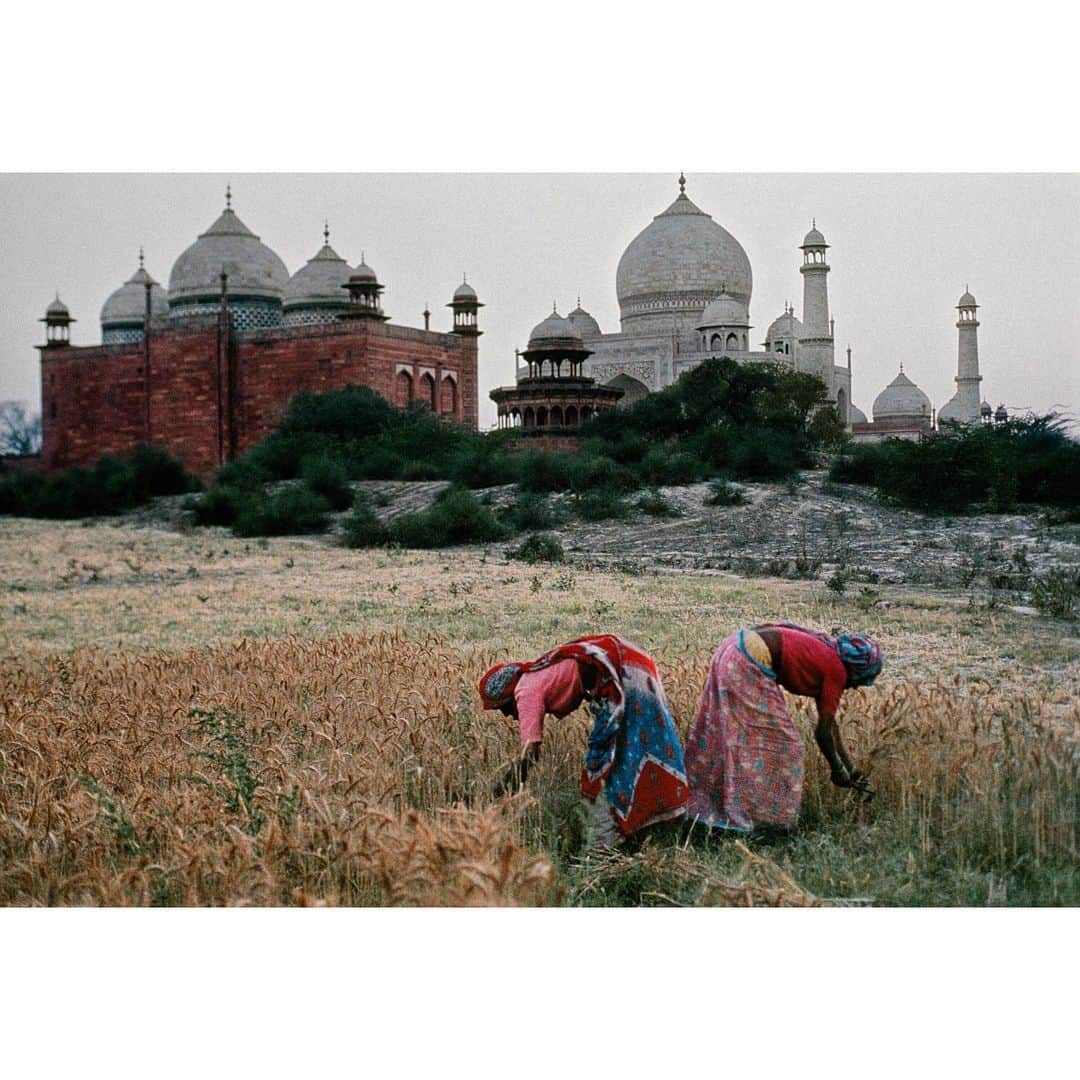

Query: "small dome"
<box><xmin>567</xmin><ymin>303</ymin><xmax>601</xmax><ymax>338</ymax></box>
<box><xmin>528</xmin><ymin>310</ymin><xmax>582</xmax><ymax>349</ymax></box>
<box><xmin>453</xmin><ymin>279</ymin><xmax>478</xmax><ymax>302</ymax></box>
<box><xmin>849</xmin><ymin>402</ymin><xmax>868</xmax><ymax>424</ymax></box>
<box><xmin>801</xmin><ymin>224</ymin><xmax>827</xmax><ymax>247</ymax></box>
<box><xmin>697</xmin><ymin>292</ymin><xmax>748</xmax><ymax>329</ymax></box>
<box><xmin>873</xmin><ymin>368</ymin><xmax>933</xmax><ymax>422</ymax></box>
<box><xmin>46</xmin><ymin>296</ymin><xmax>70</xmax><ymax>317</ymax></box>
<box><xmin>284</xmin><ymin>238</ymin><xmax>352</xmax><ymax>309</ymax></box>
<box><xmin>350</xmin><ymin>260</ymin><xmax>377</xmax><ymax>283</ymax></box>
<box><xmin>102</xmin><ymin>259</ymin><xmax>169</xmax><ymax>327</ymax></box>
<box><xmin>168</xmin><ymin>200</ymin><xmax>288</xmax><ymax>305</ymax></box>
<box><xmin>765</xmin><ymin>308</ymin><xmax>804</xmax><ymax>342</ymax></box>
<box><xmin>938</xmin><ymin>395</ymin><xmax>963</xmax><ymax>423</ymax></box>
<box><xmin>980</xmin><ymin>400</ymin><xmax>993</xmax><ymax>416</ymax></box>
<box><xmin>958</xmin><ymin>289</ymin><xmax>977</xmax><ymax>308</ymax></box>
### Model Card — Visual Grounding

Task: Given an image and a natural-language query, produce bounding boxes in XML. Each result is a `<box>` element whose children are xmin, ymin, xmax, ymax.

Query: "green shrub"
<box><xmin>191</xmin><ymin>485</ymin><xmax>258</xmax><ymax>527</ymax></box>
<box><xmin>574</xmin><ymin>490</ymin><xmax>629</xmax><ymax>521</ymax></box>
<box><xmin>828</xmin><ymin>416</ymin><xmax>1080</xmax><ymax>514</ymax></box>
<box><xmin>506</xmin><ymin>533</ymin><xmax>565</xmax><ymax>564</ymax></box>
<box><xmin>301</xmin><ymin>455</ymin><xmax>354</xmax><ymax>511</ymax></box>
<box><xmin>1031</xmin><ymin>569</ymin><xmax>1080</xmax><ymax>620</ymax></box>
<box><xmin>0</xmin><ymin>445</ymin><xmax>197</xmax><ymax>520</ymax></box>
<box><xmin>341</xmin><ymin>493</ymin><xmax>388</xmax><ymax>548</ymax></box>
<box><xmin>515</xmin><ymin>450</ymin><xmax>576</xmax><ymax>493</ymax></box>
<box><xmin>636</xmin><ymin>489</ymin><xmax>680</xmax><ymax>517</ymax></box>
<box><xmin>233</xmin><ymin>486</ymin><xmax>331</xmax><ymax>537</ymax></box>
<box><xmin>387</xmin><ymin>486</ymin><xmax>510</xmax><ymax>548</ymax></box>
<box><xmin>704</xmin><ymin>479</ymin><xmax>748</xmax><ymax>506</ymax></box>
<box><xmin>509</xmin><ymin>492</ymin><xmax>565</xmax><ymax>532</ymax></box>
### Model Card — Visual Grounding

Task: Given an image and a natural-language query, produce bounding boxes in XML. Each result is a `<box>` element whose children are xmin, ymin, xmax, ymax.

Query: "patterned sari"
<box><xmin>684</xmin><ymin>630</ymin><xmax>804</xmax><ymax>832</ymax></box>
<box><xmin>479</xmin><ymin>635</ymin><xmax>689</xmax><ymax>836</ymax></box>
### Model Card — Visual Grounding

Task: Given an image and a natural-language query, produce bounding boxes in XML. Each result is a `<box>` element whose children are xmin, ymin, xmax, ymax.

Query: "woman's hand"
<box><xmin>831</xmin><ymin>768</ymin><xmax>874</xmax><ymax>800</ymax></box>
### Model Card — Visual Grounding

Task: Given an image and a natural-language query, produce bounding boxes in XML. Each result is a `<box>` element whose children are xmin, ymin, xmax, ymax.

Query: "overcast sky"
<box><xmin>1</xmin><ymin>172</ymin><xmax>1077</xmax><ymax>430</ymax></box>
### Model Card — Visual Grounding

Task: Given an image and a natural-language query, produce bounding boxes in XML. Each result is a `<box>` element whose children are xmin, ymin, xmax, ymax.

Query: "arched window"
<box><xmin>565</xmin><ymin>405</ymin><xmax>579</xmax><ymax>427</ymax></box>
<box><xmin>550</xmin><ymin>406</ymin><xmax>563</xmax><ymax>427</ymax></box>
<box><xmin>394</xmin><ymin>370</ymin><xmax>412</xmax><ymax>408</ymax></box>
<box><xmin>419</xmin><ymin>373</ymin><xmax>436</xmax><ymax>410</ymax></box>
<box><xmin>523</xmin><ymin>407</ymin><xmax>534</xmax><ymax>429</ymax></box>
<box><xmin>775</xmin><ymin>342</ymin><xmax>784</xmax><ymax>353</ymax></box>
<box><xmin>440</xmin><ymin>375</ymin><xmax>456</xmax><ymax>415</ymax></box>
<box><xmin>726</xmin><ymin>332</ymin><xmax>739</xmax><ymax>351</ymax></box>
<box><xmin>710</xmin><ymin>333</ymin><xmax>722</xmax><ymax>350</ymax></box>
<box><xmin>836</xmin><ymin>387</ymin><xmax>847</xmax><ymax>422</ymax></box>
<box><xmin>605</xmin><ymin>374</ymin><xmax>650</xmax><ymax>409</ymax></box>
<box><xmin>536</xmin><ymin>406</ymin><xmax>548</xmax><ymax>428</ymax></box>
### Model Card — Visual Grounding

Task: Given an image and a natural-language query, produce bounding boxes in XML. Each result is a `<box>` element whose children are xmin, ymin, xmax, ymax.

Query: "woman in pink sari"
<box><xmin>685</xmin><ymin>623</ymin><xmax>883</xmax><ymax>833</ymax></box>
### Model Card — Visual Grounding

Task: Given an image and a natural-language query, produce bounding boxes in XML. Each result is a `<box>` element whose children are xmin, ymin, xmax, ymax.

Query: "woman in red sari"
<box><xmin>685</xmin><ymin>623</ymin><xmax>883</xmax><ymax>833</ymax></box>
<box><xmin>478</xmin><ymin>635</ymin><xmax>689</xmax><ymax>847</ymax></box>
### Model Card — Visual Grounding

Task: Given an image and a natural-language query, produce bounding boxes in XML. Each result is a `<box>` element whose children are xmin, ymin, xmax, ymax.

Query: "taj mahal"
<box><xmin>494</xmin><ymin>175</ymin><xmax>996</xmax><ymax>443</ymax></box>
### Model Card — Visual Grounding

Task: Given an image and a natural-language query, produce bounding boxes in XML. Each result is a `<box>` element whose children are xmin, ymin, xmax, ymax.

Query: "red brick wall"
<box><xmin>38</xmin><ymin>316</ymin><xmax>478</xmax><ymax>477</ymax></box>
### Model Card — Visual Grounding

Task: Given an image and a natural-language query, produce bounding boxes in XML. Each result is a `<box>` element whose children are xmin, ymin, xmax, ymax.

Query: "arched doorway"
<box><xmin>394</xmin><ymin>370</ymin><xmax>412</xmax><ymax>408</ymax></box>
<box><xmin>419</xmin><ymin>372</ymin><xmax>436</xmax><ymax>410</ymax></box>
<box><xmin>606</xmin><ymin>373</ymin><xmax>650</xmax><ymax>409</ymax></box>
<box><xmin>440</xmin><ymin>375</ymin><xmax>456</xmax><ymax>415</ymax></box>
<box><xmin>836</xmin><ymin>386</ymin><xmax>847</xmax><ymax>423</ymax></box>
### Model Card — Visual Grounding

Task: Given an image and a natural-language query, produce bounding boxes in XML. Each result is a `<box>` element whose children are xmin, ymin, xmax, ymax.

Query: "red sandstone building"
<box><xmin>36</xmin><ymin>193</ymin><xmax>481</xmax><ymax>477</ymax></box>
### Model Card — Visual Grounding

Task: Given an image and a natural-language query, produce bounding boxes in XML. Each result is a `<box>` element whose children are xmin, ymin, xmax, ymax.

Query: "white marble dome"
<box><xmin>616</xmin><ymin>179</ymin><xmax>752</xmax><ymax>333</ymax></box>
<box><xmin>802</xmin><ymin>225</ymin><xmax>827</xmax><ymax>247</ymax></box>
<box><xmin>46</xmin><ymin>296</ymin><xmax>70</xmax><ymax>317</ymax></box>
<box><xmin>958</xmin><ymin>289</ymin><xmax>977</xmax><ymax>308</ymax></box>
<box><xmin>283</xmin><ymin>235</ymin><xmax>352</xmax><ymax>322</ymax></box>
<box><xmin>849</xmin><ymin>402</ymin><xmax>868</xmax><ymax>424</ymax></box>
<box><xmin>350</xmin><ymin>260</ymin><xmax>378</xmax><ymax>283</ymax></box>
<box><xmin>528</xmin><ymin>310</ymin><xmax>582</xmax><ymax>348</ymax></box>
<box><xmin>453</xmin><ymin>280</ymin><xmax>478</xmax><ymax>302</ymax></box>
<box><xmin>567</xmin><ymin>302</ymin><xmax>601</xmax><ymax>338</ymax></box>
<box><xmin>698</xmin><ymin>293</ymin><xmax>748</xmax><ymax>329</ymax></box>
<box><xmin>766</xmin><ymin>308</ymin><xmax>804</xmax><ymax>341</ymax></box>
<box><xmin>168</xmin><ymin>203</ymin><xmax>288</xmax><ymax>305</ymax></box>
<box><xmin>101</xmin><ymin>260</ymin><xmax>168</xmax><ymax>331</ymax></box>
<box><xmin>873</xmin><ymin>369</ymin><xmax>932</xmax><ymax>421</ymax></box>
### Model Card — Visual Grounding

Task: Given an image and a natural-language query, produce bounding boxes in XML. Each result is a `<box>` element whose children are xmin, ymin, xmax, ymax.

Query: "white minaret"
<box><xmin>954</xmin><ymin>288</ymin><xmax>982</xmax><ymax>421</ymax></box>
<box><xmin>797</xmin><ymin>221</ymin><xmax>836</xmax><ymax>396</ymax></box>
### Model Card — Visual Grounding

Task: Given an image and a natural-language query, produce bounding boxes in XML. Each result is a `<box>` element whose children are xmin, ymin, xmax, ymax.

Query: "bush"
<box><xmin>506</xmin><ymin>533</ymin><xmax>565</xmax><ymax>564</ymax></box>
<box><xmin>515</xmin><ymin>450</ymin><xmax>576</xmax><ymax>493</ymax></box>
<box><xmin>635</xmin><ymin>489</ymin><xmax>680</xmax><ymax>517</ymax></box>
<box><xmin>191</xmin><ymin>484</ymin><xmax>258</xmax><ymax>527</ymax></box>
<box><xmin>574</xmin><ymin>490</ymin><xmax>629</xmax><ymax>521</ymax></box>
<box><xmin>233</xmin><ymin>486</ymin><xmax>331</xmax><ymax>537</ymax></box>
<box><xmin>828</xmin><ymin>416</ymin><xmax>1080</xmax><ymax>514</ymax></box>
<box><xmin>0</xmin><ymin>445</ymin><xmax>197</xmax><ymax>520</ymax></box>
<box><xmin>1031</xmin><ymin>569</ymin><xmax>1080</xmax><ymax>620</ymax></box>
<box><xmin>704</xmin><ymin>479</ymin><xmax>748</xmax><ymax>507</ymax></box>
<box><xmin>387</xmin><ymin>486</ymin><xmax>510</xmax><ymax>548</ymax></box>
<box><xmin>509</xmin><ymin>492</ymin><xmax>565</xmax><ymax>532</ymax></box>
<box><xmin>341</xmin><ymin>493</ymin><xmax>388</xmax><ymax>548</ymax></box>
<box><xmin>301</xmin><ymin>455</ymin><xmax>354</xmax><ymax>511</ymax></box>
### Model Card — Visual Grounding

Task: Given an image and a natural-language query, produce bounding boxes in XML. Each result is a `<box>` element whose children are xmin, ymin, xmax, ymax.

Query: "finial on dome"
<box><xmin>577</xmin><ymin>294</ymin><xmax>581</xmax><ymax>308</ymax></box>
<box><xmin>225</xmin><ymin>183</ymin><xmax>232</xmax><ymax>210</ymax></box>
<box><xmin>678</xmin><ymin>172</ymin><xmax>686</xmax><ymax>195</ymax></box>
<box><xmin>899</xmin><ymin>361</ymin><xmax>904</xmax><ymax>373</ymax></box>
<box><xmin>463</xmin><ymin>273</ymin><xmax>468</xmax><ymax>284</ymax></box>
<box><xmin>361</xmin><ymin>250</ymin><xmax>365</xmax><ymax>263</ymax></box>
<box><xmin>553</xmin><ymin>300</ymin><xmax>558</xmax><ymax>313</ymax></box>
<box><xmin>324</xmin><ymin>220</ymin><xmax>330</xmax><ymax>245</ymax></box>
<box><xmin>138</xmin><ymin>246</ymin><xmax>145</xmax><ymax>270</ymax></box>
<box><xmin>812</xmin><ymin>217</ymin><xmax>816</xmax><ymax>229</ymax></box>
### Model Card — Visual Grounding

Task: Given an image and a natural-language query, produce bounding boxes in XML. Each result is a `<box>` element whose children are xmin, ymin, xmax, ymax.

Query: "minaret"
<box><xmin>797</xmin><ymin>221</ymin><xmax>836</xmax><ymax>395</ymax></box>
<box><xmin>953</xmin><ymin>287</ymin><xmax>983</xmax><ymax>423</ymax></box>
<box><xmin>40</xmin><ymin>294</ymin><xmax>75</xmax><ymax>347</ymax></box>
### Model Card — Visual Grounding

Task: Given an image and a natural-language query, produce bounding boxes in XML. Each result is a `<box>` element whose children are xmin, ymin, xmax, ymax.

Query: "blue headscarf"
<box><xmin>835</xmin><ymin>632</ymin><xmax>883</xmax><ymax>687</ymax></box>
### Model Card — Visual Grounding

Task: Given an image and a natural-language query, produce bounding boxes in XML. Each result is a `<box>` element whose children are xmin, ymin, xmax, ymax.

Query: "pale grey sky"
<box><xmin>1</xmin><ymin>173</ymin><xmax>1077</xmax><ymax>431</ymax></box>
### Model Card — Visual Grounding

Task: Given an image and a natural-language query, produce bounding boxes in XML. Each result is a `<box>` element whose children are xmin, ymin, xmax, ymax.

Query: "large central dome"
<box><xmin>616</xmin><ymin>177</ymin><xmax>752</xmax><ymax>336</ymax></box>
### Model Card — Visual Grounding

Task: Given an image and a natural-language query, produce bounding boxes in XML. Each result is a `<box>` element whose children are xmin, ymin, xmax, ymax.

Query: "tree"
<box><xmin>0</xmin><ymin>401</ymin><xmax>42</xmax><ymax>455</ymax></box>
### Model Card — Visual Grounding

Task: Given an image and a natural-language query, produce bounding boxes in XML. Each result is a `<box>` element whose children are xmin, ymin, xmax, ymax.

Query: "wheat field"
<box><xmin>1</xmin><ymin>520</ymin><xmax>1077</xmax><ymax>906</ymax></box>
